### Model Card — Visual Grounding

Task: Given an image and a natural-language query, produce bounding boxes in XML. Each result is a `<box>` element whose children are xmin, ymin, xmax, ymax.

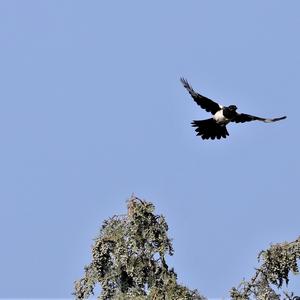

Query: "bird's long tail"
<box><xmin>191</xmin><ymin>118</ymin><xmax>229</xmax><ymax>140</ymax></box>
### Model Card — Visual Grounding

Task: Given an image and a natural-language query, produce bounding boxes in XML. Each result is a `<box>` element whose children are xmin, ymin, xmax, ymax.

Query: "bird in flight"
<box><xmin>180</xmin><ymin>78</ymin><xmax>286</xmax><ymax>140</ymax></box>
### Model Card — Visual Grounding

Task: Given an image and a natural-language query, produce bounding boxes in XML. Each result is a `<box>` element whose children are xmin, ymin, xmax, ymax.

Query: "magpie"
<box><xmin>180</xmin><ymin>78</ymin><xmax>287</xmax><ymax>140</ymax></box>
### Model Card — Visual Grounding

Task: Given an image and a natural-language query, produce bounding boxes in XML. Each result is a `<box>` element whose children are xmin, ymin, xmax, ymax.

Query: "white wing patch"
<box><xmin>262</xmin><ymin>118</ymin><xmax>274</xmax><ymax>123</ymax></box>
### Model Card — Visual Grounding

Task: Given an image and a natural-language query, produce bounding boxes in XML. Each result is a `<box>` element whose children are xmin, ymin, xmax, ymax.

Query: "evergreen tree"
<box><xmin>74</xmin><ymin>196</ymin><xmax>205</xmax><ymax>300</ymax></box>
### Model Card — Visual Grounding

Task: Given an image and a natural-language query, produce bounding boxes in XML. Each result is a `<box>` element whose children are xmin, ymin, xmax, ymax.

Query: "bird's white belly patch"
<box><xmin>213</xmin><ymin>110</ymin><xmax>229</xmax><ymax>124</ymax></box>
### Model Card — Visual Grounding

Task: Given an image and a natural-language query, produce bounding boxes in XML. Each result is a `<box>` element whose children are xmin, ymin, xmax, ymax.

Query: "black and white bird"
<box><xmin>180</xmin><ymin>78</ymin><xmax>286</xmax><ymax>140</ymax></box>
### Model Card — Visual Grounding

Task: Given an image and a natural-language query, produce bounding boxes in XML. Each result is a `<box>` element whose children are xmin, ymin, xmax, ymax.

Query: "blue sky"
<box><xmin>0</xmin><ymin>0</ymin><xmax>299</xmax><ymax>298</ymax></box>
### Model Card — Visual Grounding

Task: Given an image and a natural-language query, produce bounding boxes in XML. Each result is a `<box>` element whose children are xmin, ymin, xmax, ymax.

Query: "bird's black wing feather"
<box><xmin>180</xmin><ymin>78</ymin><xmax>221</xmax><ymax>115</ymax></box>
<box><xmin>232</xmin><ymin>113</ymin><xmax>287</xmax><ymax>123</ymax></box>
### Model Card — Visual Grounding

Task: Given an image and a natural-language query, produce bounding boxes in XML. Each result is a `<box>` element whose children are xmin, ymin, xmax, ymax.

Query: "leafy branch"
<box><xmin>230</xmin><ymin>237</ymin><xmax>300</xmax><ymax>300</ymax></box>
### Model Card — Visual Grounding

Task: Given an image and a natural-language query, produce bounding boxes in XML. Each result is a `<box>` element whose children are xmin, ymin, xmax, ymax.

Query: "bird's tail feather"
<box><xmin>191</xmin><ymin>118</ymin><xmax>229</xmax><ymax>140</ymax></box>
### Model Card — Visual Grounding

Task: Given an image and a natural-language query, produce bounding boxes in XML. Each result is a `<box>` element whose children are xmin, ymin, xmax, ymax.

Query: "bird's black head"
<box><xmin>228</xmin><ymin>105</ymin><xmax>237</xmax><ymax>111</ymax></box>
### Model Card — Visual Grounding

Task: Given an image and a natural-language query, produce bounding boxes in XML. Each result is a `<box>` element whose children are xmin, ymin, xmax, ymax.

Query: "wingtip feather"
<box><xmin>272</xmin><ymin>116</ymin><xmax>287</xmax><ymax>122</ymax></box>
<box><xmin>180</xmin><ymin>77</ymin><xmax>189</xmax><ymax>87</ymax></box>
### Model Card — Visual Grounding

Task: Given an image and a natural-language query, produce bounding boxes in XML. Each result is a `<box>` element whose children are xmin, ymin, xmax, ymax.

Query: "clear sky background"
<box><xmin>0</xmin><ymin>1</ymin><xmax>299</xmax><ymax>298</ymax></box>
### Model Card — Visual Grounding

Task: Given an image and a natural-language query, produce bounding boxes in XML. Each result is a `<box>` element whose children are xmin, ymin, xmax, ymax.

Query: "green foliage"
<box><xmin>74</xmin><ymin>195</ymin><xmax>299</xmax><ymax>300</ymax></box>
<box><xmin>74</xmin><ymin>196</ymin><xmax>205</xmax><ymax>300</ymax></box>
<box><xmin>230</xmin><ymin>237</ymin><xmax>300</xmax><ymax>300</ymax></box>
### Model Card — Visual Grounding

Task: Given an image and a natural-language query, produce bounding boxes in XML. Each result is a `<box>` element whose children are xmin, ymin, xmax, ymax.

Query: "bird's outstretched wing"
<box><xmin>180</xmin><ymin>78</ymin><xmax>221</xmax><ymax>115</ymax></box>
<box><xmin>232</xmin><ymin>113</ymin><xmax>287</xmax><ymax>123</ymax></box>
